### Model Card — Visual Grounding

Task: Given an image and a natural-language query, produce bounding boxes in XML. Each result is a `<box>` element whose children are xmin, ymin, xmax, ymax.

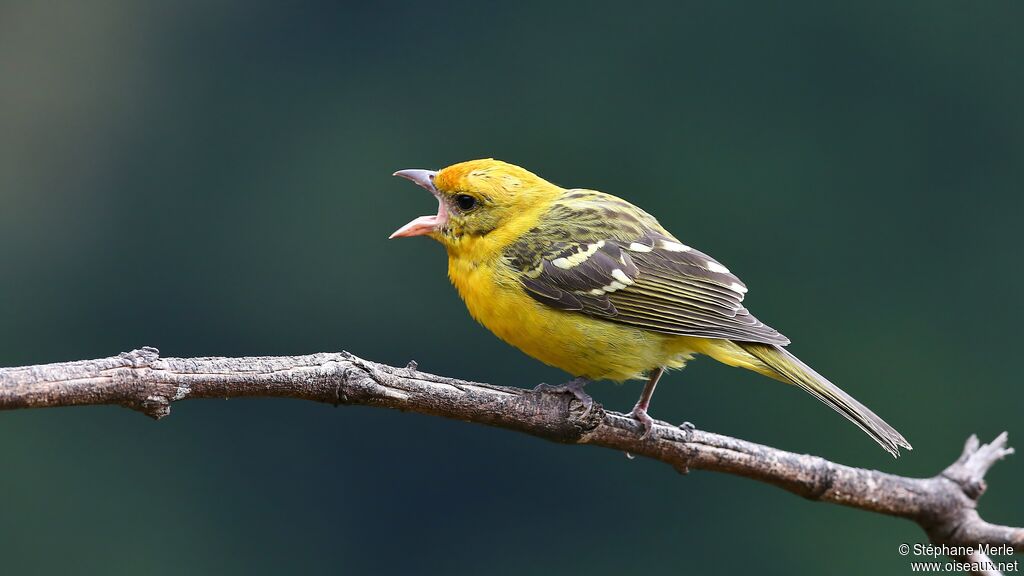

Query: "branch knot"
<box><xmin>941</xmin><ymin>433</ymin><xmax>1014</xmax><ymax>503</ymax></box>
<box><xmin>119</xmin><ymin>346</ymin><xmax>160</xmax><ymax>368</ymax></box>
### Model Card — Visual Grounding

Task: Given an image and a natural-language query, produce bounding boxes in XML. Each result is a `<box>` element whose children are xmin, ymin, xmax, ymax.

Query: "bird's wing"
<box><xmin>504</xmin><ymin>190</ymin><xmax>790</xmax><ymax>345</ymax></box>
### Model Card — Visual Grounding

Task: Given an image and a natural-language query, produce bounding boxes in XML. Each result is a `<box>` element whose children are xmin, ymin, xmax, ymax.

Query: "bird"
<box><xmin>389</xmin><ymin>158</ymin><xmax>911</xmax><ymax>457</ymax></box>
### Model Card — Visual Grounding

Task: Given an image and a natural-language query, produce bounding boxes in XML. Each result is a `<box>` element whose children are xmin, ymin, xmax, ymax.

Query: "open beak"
<box><xmin>390</xmin><ymin>169</ymin><xmax>448</xmax><ymax>239</ymax></box>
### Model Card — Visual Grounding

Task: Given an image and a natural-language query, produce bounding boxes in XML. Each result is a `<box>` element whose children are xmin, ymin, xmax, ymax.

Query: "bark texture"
<box><xmin>1</xmin><ymin>348</ymin><xmax>1020</xmax><ymax>573</ymax></box>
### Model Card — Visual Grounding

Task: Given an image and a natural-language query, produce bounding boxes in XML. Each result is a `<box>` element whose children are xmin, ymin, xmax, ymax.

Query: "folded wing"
<box><xmin>505</xmin><ymin>191</ymin><xmax>789</xmax><ymax>346</ymax></box>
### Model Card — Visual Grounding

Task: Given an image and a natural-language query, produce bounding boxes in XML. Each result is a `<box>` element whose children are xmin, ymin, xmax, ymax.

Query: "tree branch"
<box><xmin>2</xmin><ymin>347</ymin><xmax>1020</xmax><ymax>572</ymax></box>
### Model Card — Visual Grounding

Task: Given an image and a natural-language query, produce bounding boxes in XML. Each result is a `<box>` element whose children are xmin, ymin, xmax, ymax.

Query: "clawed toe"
<box><xmin>533</xmin><ymin>378</ymin><xmax>594</xmax><ymax>419</ymax></box>
<box><xmin>629</xmin><ymin>407</ymin><xmax>655</xmax><ymax>439</ymax></box>
<box><xmin>574</xmin><ymin>394</ymin><xmax>594</xmax><ymax>419</ymax></box>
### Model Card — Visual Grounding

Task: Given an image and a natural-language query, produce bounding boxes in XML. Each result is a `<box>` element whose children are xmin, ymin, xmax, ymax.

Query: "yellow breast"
<box><xmin>447</xmin><ymin>253</ymin><xmax>699</xmax><ymax>381</ymax></box>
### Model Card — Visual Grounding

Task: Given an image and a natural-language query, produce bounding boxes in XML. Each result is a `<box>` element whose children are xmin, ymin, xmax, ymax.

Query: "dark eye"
<box><xmin>454</xmin><ymin>194</ymin><xmax>477</xmax><ymax>211</ymax></box>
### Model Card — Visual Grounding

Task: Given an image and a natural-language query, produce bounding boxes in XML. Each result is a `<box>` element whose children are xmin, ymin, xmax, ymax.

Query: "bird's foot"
<box><xmin>629</xmin><ymin>406</ymin><xmax>655</xmax><ymax>439</ymax></box>
<box><xmin>534</xmin><ymin>377</ymin><xmax>594</xmax><ymax>419</ymax></box>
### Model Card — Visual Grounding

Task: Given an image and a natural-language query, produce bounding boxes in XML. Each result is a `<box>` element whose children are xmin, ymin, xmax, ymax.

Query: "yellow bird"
<box><xmin>390</xmin><ymin>159</ymin><xmax>911</xmax><ymax>457</ymax></box>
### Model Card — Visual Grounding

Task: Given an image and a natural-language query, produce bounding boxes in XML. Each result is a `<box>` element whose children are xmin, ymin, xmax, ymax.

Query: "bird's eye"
<box><xmin>454</xmin><ymin>194</ymin><xmax>477</xmax><ymax>211</ymax></box>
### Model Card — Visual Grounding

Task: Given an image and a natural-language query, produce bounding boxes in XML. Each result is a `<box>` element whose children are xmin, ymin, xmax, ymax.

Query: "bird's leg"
<box><xmin>533</xmin><ymin>377</ymin><xmax>594</xmax><ymax>419</ymax></box>
<box><xmin>629</xmin><ymin>367</ymin><xmax>664</xmax><ymax>439</ymax></box>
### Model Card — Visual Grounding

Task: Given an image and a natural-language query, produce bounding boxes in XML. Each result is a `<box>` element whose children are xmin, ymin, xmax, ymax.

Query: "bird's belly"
<box><xmin>449</xmin><ymin>260</ymin><xmax>698</xmax><ymax>381</ymax></box>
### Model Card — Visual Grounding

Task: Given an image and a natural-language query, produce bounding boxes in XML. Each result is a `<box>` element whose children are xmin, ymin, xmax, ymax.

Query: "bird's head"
<box><xmin>390</xmin><ymin>159</ymin><xmax>561</xmax><ymax>252</ymax></box>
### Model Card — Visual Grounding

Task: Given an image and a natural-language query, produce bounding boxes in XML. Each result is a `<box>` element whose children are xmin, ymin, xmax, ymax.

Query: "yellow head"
<box><xmin>390</xmin><ymin>159</ymin><xmax>561</xmax><ymax>253</ymax></box>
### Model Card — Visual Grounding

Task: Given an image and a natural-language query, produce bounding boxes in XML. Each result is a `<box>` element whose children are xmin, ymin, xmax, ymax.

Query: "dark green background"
<box><xmin>2</xmin><ymin>2</ymin><xmax>1021</xmax><ymax>574</ymax></box>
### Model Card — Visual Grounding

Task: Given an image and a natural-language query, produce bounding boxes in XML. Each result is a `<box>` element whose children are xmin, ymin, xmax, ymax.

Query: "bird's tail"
<box><xmin>736</xmin><ymin>342</ymin><xmax>912</xmax><ymax>458</ymax></box>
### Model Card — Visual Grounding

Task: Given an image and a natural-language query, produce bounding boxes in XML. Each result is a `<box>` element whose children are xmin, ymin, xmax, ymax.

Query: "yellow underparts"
<box><xmin>448</xmin><ymin>253</ymin><xmax>775</xmax><ymax>382</ymax></box>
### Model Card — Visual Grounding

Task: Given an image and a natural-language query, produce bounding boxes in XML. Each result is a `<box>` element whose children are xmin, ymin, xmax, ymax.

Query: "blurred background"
<box><xmin>1</xmin><ymin>1</ymin><xmax>1021</xmax><ymax>574</ymax></box>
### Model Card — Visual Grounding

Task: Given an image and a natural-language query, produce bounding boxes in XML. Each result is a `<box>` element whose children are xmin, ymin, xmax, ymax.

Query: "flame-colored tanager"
<box><xmin>390</xmin><ymin>159</ymin><xmax>910</xmax><ymax>457</ymax></box>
